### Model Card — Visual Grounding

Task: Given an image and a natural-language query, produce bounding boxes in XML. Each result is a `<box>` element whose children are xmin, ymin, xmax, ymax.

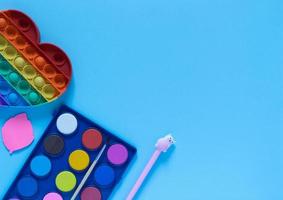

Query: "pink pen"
<box><xmin>126</xmin><ymin>134</ymin><xmax>176</xmax><ymax>200</ymax></box>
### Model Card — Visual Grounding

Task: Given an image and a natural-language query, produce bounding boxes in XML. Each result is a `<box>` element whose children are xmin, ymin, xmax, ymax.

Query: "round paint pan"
<box><xmin>56</xmin><ymin>113</ymin><xmax>78</xmax><ymax>135</ymax></box>
<box><xmin>43</xmin><ymin>134</ymin><xmax>65</xmax><ymax>157</ymax></box>
<box><xmin>94</xmin><ymin>164</ymin><xmax>116</xmax><ymax>188</ymax></box>
<box><xmin>107</xmin><ymin>143</ymin><xmax>129</xmax><ymax>166</ymax></box>
<box><xmin>81</xmin><ymin>186</ymin><xmax>102</xmax><ymax>200</ymax></box>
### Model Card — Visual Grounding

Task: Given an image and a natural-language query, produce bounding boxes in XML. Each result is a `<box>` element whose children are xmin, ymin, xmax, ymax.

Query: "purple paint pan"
<box><xmin>107</xmin><ymin>144</ymin><xmax>129</xmax><ymax>165</ymax></box>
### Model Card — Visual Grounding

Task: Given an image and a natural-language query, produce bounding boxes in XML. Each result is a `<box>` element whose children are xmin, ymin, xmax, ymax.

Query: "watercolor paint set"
<box><xmin>4</xmin><ymin>105</ymin><xmax>137</xmax><ymax>200</ymax></box>
<box><xmin>0</xmin><ymin>10</ymin><xmax>72</xmax><ymax>106</ymax></box>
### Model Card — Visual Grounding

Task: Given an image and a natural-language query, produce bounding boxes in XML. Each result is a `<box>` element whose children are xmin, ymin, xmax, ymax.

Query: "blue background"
<box><xmin>0</xmin><ymin>0</ymin><xmax>282</xmax><ymax>199</ymax></box>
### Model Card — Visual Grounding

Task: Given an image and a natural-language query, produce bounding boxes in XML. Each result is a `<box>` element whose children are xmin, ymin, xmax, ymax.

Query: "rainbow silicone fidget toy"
<box><xmin>4</xmin><ymin>105</ymin><xmax>137</xmax><ymax>200</ymax></box>
<box><xmin>0</xmin><ymin>10</ymin><xmax>72</xmax><ymax>106</ymax></box>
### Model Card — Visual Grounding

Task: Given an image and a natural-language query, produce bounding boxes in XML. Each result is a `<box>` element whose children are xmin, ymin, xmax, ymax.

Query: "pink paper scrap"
<box><xmin>2</xmin><ymin>113</ymin><xmax>34</xmax><ymax>154</ymax></box>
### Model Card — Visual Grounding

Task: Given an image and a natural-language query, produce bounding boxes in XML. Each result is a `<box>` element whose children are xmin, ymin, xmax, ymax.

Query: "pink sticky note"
<box><xmin>2</xmin><ymin>113</ymin><xmax>34</xmax><ymax>154</ymax></box>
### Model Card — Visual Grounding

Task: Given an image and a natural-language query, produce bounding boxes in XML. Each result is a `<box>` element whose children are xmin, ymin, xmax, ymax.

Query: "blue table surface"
<box><xmin>0</xmin><ymin>0</ymin><xmax>282</xmax><ymax>199</ymax></box>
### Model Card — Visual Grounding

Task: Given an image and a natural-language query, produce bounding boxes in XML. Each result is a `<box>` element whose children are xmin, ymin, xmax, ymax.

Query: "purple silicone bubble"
<box><xmin>107</xmin><ymin>144</ymin><xmax>128</xmax><ymax>165</ymax></box>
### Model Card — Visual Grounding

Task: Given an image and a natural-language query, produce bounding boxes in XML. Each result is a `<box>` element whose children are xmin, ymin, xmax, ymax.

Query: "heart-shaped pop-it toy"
<box><xmin>0</xmin><ymin>10</ymin><xmax>72</xmax><ymax>106</ymax></box>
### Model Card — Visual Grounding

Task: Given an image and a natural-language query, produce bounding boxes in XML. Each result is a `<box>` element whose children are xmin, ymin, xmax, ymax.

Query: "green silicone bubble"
<box><xmin>0</xmin><ymin>60</ymin><xmax>11</xmax><ymax>75</ymax></box>
<box><xmin>8</xmin><ymin>72</ymin><xmax>20</xmax><ymax>85</ymax></box>
<box><xmin>17</xmin><ymin>80</ymin><xmax>30</xmax><ymax>94</ymax></box>
<box><xmin>28</xmin><ymin>92</ymin><xmax>40</xmax><ymax>104</ymax></box>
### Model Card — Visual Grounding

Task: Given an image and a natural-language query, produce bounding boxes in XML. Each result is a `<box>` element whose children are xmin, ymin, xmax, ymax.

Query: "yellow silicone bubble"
<box><xmin>4</xmin><ymin>46</ymin><xmax>17</xmax><ymax>60</ymax></box>
<box><xmin>14</xmin><ymin>56</ymin><xmax>26</xmax><ymax>70</ymax></box>
<box><xmin>55</xmin><ymin>171</ymin><xmax>76</xmax><ymax>192</ymax></box>
<box><xmin>23</xmin><ymin>65</ymin><xmax>36</xmax><ymax>80</ymax></box>
<box><xmin>68</xmin><ymin>150</ymin><xmax>90</xmax><ymax>171</ymax></box>
<box><xmin>0</xmin><ymin>35</ymin><xmax>7</xmax><ymax>50</ymax></box>
<box><xmin>42</xmin><ymin>84</ymin><xmax>56</xmax><ymax>99</ymax></box>
<box><xmin>34</xmin><ymin>76</ymin><xmax>45</xmax><ymax>89</ymax></box>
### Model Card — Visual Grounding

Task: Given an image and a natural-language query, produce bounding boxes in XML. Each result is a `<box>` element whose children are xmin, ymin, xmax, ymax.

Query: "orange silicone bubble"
<box><xmin>15</xmin><ymin>36</ymin><xmax>27</xmax><ymax>49</ymax></box>
<box><xmin>5</xmin><ymin>26</ymin><xmax>17</xmax><ymax>39</ymax></box>
<box><xmin>34</xmin><ymin>56</ymin><xmax>46</xmax><ymax>69</ymax></box>
<box><xmin>0</xmin><ymin>18</ymin><xmax>7</xmax><ymax>30</ymax></box>
<box><xmin>44</xmin><ymin>64</ymin><xmax>56</xmax><ymax>78</ymax></box>
<box><xmin>24</xmin><ymin>46</ymin><xmax>37</xmax><ymax>59</ymax></box>
<box><xmin>54</xmin><ymin>74</ymin><xmax>66</xmax><ymax>88</ymax></box>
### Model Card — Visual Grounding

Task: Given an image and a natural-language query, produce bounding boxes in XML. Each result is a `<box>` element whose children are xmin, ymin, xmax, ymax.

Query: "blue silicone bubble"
<box><xmin>94</xmin><ymin>165</ymin><xmax>115</xmax><ymax>187</ymax></box>
<box><xmin>0</xmin><ymin>75</ymin><xmax>27</xmax><ymax>106</ymax></box>
<box><xmin>0</xmin><ymin>78</ymin><xmax>10</xmax><ymax>95</ymax></box>
<box><xmin>17</xmin><ymin>176</ymin><xmax>38</xmax><ymax>198</ymax></box>
<box><xmin>30</xmin><ymin>155</ymin><xmax>51</xmax><ymax>178</ymax></box>
<box><xmin>7</xmin><ymin>93</ymin><xmax>19</xmax><ymax>104</ymax></box>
